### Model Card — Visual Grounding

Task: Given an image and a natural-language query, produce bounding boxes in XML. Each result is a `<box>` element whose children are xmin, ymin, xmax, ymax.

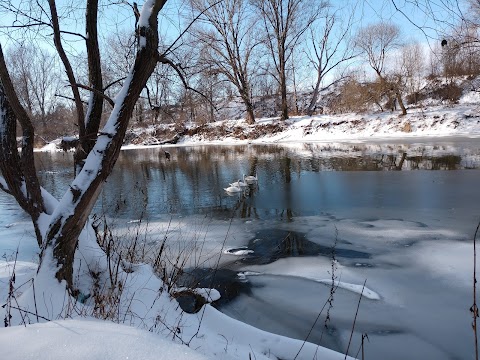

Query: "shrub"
<box><xmin>431</xmin><ymin>83</ymin><xmax>463</xmax><ymax>103</ymax></box>
<box><xmin>406</xmin><ymin>91</ymin><xmax>428</xmax><ymax>105</ymax></box>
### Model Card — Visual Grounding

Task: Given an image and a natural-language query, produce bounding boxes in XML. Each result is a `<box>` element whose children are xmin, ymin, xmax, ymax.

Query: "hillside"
<box><xmin>39</xmin><ymin>75</ymin><xmax>480</xmax><ymax>152</ymax></box>
<box><xmin>123</xmin><ymin>75</ymin><xmax>480</xmax><ymax>146</ymax></box>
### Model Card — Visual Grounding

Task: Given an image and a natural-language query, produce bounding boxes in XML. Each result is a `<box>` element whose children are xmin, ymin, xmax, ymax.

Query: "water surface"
<box><xmin>2</xmin><ymin>139</ymin><xmax>480</xmax><ymax>359</ymax></box>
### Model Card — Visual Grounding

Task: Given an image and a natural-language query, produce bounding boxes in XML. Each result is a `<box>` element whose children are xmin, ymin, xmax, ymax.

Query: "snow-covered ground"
<box><xmin>185</xmin><ymin>104</ymin><xmax>480</xmax><ymax>145</ymax></box>
<box><xmin>0</xmin><ymin>227</ymin><xmax>354</xmax><ymax>360</ymax></box>
<box><xmin>119</xmin><ymin>101</ymin><xmax>480</xmax><ymax>150</ymax></box>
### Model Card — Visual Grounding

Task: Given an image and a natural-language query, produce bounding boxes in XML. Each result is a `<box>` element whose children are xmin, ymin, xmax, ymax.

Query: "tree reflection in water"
<box><xmin>34</xmin><ymin>140</ymin><xmax>480</xmax><ymax>221</ymax></box>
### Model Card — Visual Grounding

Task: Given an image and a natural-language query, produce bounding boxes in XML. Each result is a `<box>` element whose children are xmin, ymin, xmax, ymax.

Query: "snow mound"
<box><xmin>0</xmin><ymin>319</ymin><xmax>209</xmax><ymax>360</ymax></box>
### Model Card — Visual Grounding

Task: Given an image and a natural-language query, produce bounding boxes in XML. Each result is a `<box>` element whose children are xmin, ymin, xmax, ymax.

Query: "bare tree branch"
<box><xmin>76</xmin><ymin>83</ymin><xmax>114</xmax><ymax>107</ymax></box>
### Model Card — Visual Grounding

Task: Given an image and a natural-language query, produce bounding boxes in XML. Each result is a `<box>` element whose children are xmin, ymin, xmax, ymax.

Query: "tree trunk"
<box><xmin>45</xmin><ymin>4</ymin><xmax>164</xmax><ymax>288</ymax></box>
<box><xmin>280</xmin><ymin>72</ymin><xmax>289</xmax><ymax>120</ymax></box>
<box><xmin>0</xmin><ymin>47</ymin><xmax>46</xmax><ymax>247</ymax></box>
<box><xmin>76</xmin><ymin>0</ymin><xmax>104</xmax><ymax>172</ymax></box>
<box><xmin>245</xmin><ymin>104</ymin><xmax>255</xmax><ymax>125</ymax></box>
<box><xmin>396</xmin><ymin>90</ymin><xmax>407</xmax><ymax>116</ymax></box>
<box><xmin>279</xmin><ymin>50</ymin><xmax>289</xmax><ymax>121</ymax></box>
<box><xmin>240</xmin><ymin>90</ymin><xmax>255</xmax><ymax>125</ymax></box>
<box><xmin>307</xmin><ymin>77</ymin><xmax>322</xmax><ymax>116</ymax></box>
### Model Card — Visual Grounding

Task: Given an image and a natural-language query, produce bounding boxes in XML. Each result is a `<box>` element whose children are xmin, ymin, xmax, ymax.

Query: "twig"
<box><xmin>6</xmin><ymin>306</ymin><xmax>50</xmax><ymax>322</ymax></box>
<box><xmin>32</xmin><ymin>279</ymin><xmax>39</xmax><ymax>322</ymax></box>
<box><xmin>294</xmin><ymin>228</ymin><xmax>339</xmax><ymax>360</ymax></box>
<box><xmin>471</xmin><ymin>220</ymin><xmax>480</xmax><ymax>360</ymax></box>
<box><xmin>344</xmin><ymin>279</ymin><xmax>367</xmax><ymax>359</ymax></box>
<box><xmin>75</xmin><ymin>83</ymin><xmax>115</xmax><ymax>107</ymax></box>
<box><xmin>355</xmin><ymin>333</ymin><xmax>369</xmax><ymax>359</ymax></box>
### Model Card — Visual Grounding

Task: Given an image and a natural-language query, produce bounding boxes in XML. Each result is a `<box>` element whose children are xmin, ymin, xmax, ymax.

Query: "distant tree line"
<box><xmin>3</xmin><ymin>0</ymin><xmax>480</xmax><ymax>145</ymax></box>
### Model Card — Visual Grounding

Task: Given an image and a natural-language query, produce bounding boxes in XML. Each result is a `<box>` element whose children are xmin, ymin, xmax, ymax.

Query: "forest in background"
<box><xmin>3</xmin><ymin>0</ymin><xmax>480</xmax><ymax>146</ymax></box>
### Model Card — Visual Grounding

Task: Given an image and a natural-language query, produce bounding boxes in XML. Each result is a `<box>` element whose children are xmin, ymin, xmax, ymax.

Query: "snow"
<box><xmin>0</xmin><ymin>319</ymin><xmax>209</xmax><ymax>360</ymax></box>
<box><xmin>0</xmin><ymin>212</ymin><xmax>355</xmax><ymax>359</ymax></box>
<box><xmin>138</xmin><ymin>0</ymin><xmax>155</xmax><ymax>28</ymax></box>
<box><xmin>0</xmin><ymin>175</ymin><xmax>7</xmax><ymax>190</ymax></box>
<box><xmin>36</xmin><ymin>100</ymin><xmax>480</xmax><ymax>154</ymax></box>
<box><xmin>239</xmin><ymin>256</ymin><xmax>381</xmax><ymax>300</ymax></box>
<box><xmin>0</xmin><ymin>252</ymin><xmax>354</xmax><ymax>360</ymax></box>
<box><xmin>38</xmin><ymin>142</ymin><xmax>58</xmax><ymax>152</ymax></box>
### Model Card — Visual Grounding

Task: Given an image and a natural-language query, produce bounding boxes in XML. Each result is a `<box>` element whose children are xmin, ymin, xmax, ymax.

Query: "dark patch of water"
<box><xmin>241</xmin><ymin>229</ymin><xmax>371</xmax><ymax>265</ymax></box>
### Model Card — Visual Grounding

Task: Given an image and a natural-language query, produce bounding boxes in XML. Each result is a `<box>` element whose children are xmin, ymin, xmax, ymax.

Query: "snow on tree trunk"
<box><xmin>0</xmin><ymin>0</ymin><xmax>167</xmax><ymax>292</ymax></box>
<box><xmin>44</xmin><ymin>0</ymin><xmax>166</xmax><ymax>289</ymax></box>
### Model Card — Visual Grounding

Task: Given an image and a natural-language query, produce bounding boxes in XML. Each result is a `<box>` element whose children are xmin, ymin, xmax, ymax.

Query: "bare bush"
<box><xmin>432</xmin><ymin>83</ymin><xmax>463</xmax><ymax>102</ymax></box>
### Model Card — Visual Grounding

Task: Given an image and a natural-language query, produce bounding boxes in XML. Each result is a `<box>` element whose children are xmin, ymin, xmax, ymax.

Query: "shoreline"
<box><xmin>37</xmin><ymin>103</ymin><xmax>480</xmax><ymax>152</ymax></box>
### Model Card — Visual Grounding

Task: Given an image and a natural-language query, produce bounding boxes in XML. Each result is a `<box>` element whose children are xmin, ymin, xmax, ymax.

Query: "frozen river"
<box><xmin>1</xmin><ymin>139</ymin><xmax>480</xmax><ymax>359</ymax></box>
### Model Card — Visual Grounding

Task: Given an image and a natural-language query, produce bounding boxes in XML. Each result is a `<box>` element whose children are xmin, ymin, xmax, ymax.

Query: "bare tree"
<box><xmin>305</xmin><ymin>5</ymin><xmax>358</xmax><ymax>116</ymax></box>
<box><xmin>190</xmin><ymin>0</ymin><xmax>260</xmax><ymax>124</ymax></box>
<box><xmin>195</xmin><ymin>57</ymin><xmax>221</xmax><ymax>123</ymax></box>
<box><xmin>439</xmin><ymin>25</ymin><xmax>480</xmax><ymax>78</ymax></box>
<box><xmin>397</xmin><ymin>42</ymin><xmax>425</xmax><ymax>104</ymax></box>
<box><xmin>6</xmin><ymin>44</ymin><xmax>60</xmax><ymax>135</ymax></box>
<box><xmin>0</xmin><ymin>0</ymin><xmax>168</xmax><ymax>290</ymax></box>
<box><xmin>252</xmin><ymin>0</ymin><xmax>327</xmax><ymax>120</ymax></box>
<box><xmin>354</xmin><ymin>21</ymin><xmax>407</xmax><ymax>115</ymax></box>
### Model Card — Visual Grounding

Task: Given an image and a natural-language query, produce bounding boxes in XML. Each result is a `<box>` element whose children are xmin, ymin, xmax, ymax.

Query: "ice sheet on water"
<box><xmin>384</xmin><ymin>239</ymin><xmax>475</xmax><ymax>288</ymax></box>
<box><xmin>216</xmin><ymin>213</ymin><xmax>476</xmax><ymax>359</ymax></box>
<box><xmin>316</xmin><ymin>279</ymin><xmax>380</xmax><ymax>300</ymax></box>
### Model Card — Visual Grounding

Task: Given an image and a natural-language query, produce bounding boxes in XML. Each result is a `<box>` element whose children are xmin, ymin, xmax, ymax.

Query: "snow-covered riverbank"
<box><xmin>37</xmin><ymin>103</ymin><xmax>480</xmax><ymax>153</ymax></box>
<box><xmin>188</xmin><ymin>105</ymin><xmax>480</xmax><ymax>144</ymax></box>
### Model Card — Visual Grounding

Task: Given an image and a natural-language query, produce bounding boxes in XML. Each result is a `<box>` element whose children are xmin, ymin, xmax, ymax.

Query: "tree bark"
<box><xmin>0</xmin><ymin>46</ymin><xmax>46</xmax><ymax>246</ymax></box>
<box><xmin>396</xmin><ymin>90</ymin><xmax>407</xmax><ymax>116</ymax></box>
<box><xmin>307</xmin><ymin>78</ymin><xmax>321</xmax><ymax>116</ymax></box>
<box><xmin>239</xmin><ymin>87</ymin><xmax>255</xmax><ymax>125</ymax></box>
<box><xmin>279</xmin><ymin>58</ymin><xmax>289</xmax><ymax>120</ymax></box>
<box><xmin>245</xmin><ymin>102</ymin><xmax>255</xmax><ymax>125</ymax></box>
<box><xmin>76</xmin><ymin>0</ymin><xmax>104</xmax><ymax>172</ymax></box>
<box><xmin>45</xmin><ymin>1</ymin><xmax>166</xmax><ymax>289</ymax></box>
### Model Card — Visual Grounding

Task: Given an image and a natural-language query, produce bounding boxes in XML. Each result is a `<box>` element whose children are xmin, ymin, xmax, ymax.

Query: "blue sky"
<box><xmin>352</xmin><ymin>0</ymin><xmax>458</xmax><ymax>43</ymax></box>
<box><xmin>0</xmin><ymin>0</ymin><xmax>466</xmax><ymax>91</ymax></box>
<box><xmin>0</xmin><ymin>0</ymin><xmax>462</xmax><ymax>47</ymax></box>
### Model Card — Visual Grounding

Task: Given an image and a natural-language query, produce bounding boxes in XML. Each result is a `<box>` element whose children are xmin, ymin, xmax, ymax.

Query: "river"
<box><xmin>2</xmin><ymin>139</ymin><xmax>480</xmax><ymax>359</ymax></box>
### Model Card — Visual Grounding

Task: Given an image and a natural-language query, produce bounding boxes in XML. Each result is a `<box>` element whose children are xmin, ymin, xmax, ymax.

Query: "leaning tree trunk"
<box><xmin>307</xmin><ymin>75</ymin><xmax>322</xmax><ymax>116</ymax></box>
<box><xmin>395</xmin><ymin>90</ymin><xmax>407</xmax><ymax>116</ymax></box>
<box><xmin>45</xmin><ymin>1</ymin><xmax>166</xmax><ymax>289</ymax></box>
<box><xmin>0</xmin><ymin>0</ymin><xmax>167</xmax><ymax>291</ymax></box>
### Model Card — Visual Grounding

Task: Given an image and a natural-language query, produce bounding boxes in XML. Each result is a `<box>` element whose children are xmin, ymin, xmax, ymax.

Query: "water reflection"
<box><xmin>241</xmin><ymin>229</ymin><xmax>371</xmax><ymax>265</ymax></box>
<box><xmin>33</xmin><ymin>140</ymin><xmax>480</xmax><ymax>221</ymax></box>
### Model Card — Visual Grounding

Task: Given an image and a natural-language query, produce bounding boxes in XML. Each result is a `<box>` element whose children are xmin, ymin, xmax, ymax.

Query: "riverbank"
<box><xmin>134</xmin><ymin>103</ymin><xmax>480</xmax><ymax>146</ymax></box>
<box><xmin>36</xmin><ymin>103</ymin><xmax>480</xmax><ymax>152</ymax></box>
